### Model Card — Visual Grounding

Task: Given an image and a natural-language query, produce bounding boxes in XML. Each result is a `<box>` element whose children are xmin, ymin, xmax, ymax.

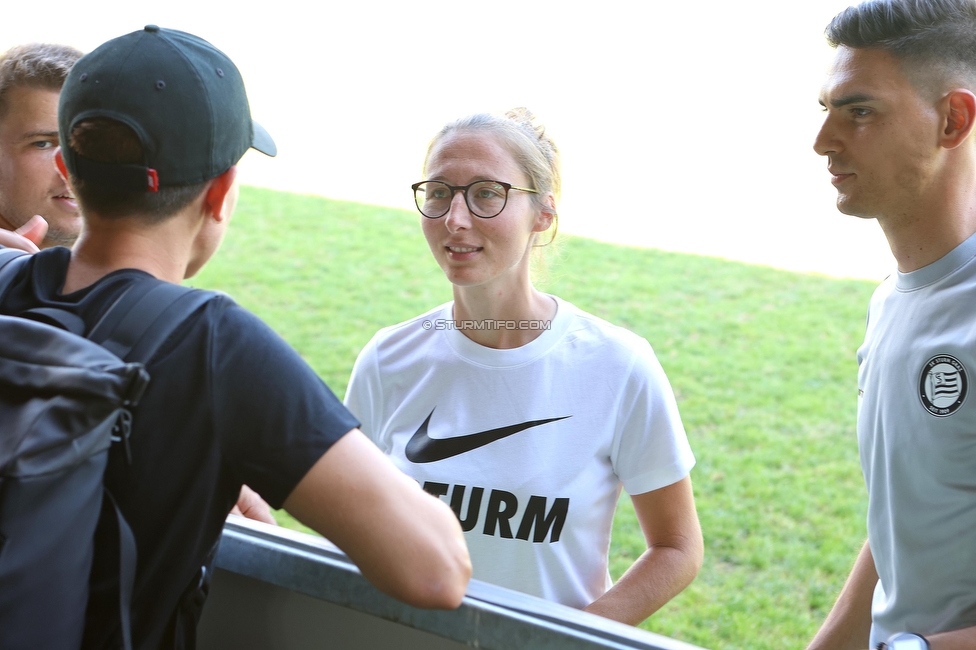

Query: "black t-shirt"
<box><xmin>0</xmin><ymin>247</ymin><xmax>359</xmax><ymax>649</ymax></box>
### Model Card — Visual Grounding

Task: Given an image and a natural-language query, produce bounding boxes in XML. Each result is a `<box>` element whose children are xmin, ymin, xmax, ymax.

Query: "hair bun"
<box><xmin>504</xmin><ymin>106</ymin><xmax>537</xmax><ymax>129</ymax></box>
<box><xmin>504</xmin><ymin>107</ymin><xmax>557</xmax><ymax>168</ymax></box>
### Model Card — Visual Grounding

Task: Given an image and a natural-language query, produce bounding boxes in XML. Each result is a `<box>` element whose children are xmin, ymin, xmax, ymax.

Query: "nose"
<box><xmin>813</xmin><ymin>113</ymin><xmax>839</xmax><ymax>157</ymax></box>
<box><xmin>444</xmin><ymin>189</ymin><xmax>472</xmax><ymax>232</ymax></box>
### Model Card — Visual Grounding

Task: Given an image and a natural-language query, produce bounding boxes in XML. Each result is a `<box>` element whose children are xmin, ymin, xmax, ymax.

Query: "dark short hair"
<box><xmin>0</xmin><ymin>43</ymin><xmax>83</xmax><ymax>117</ymax></box>
<box><xmin>826</xmin><ymin>0</ymin><xmax>976</xmax><ymax>92</ymax></box>
<box><xmin>68</xmin><ymin>118</ymin><xmax>207</xmax><ymax>222</ymax></box>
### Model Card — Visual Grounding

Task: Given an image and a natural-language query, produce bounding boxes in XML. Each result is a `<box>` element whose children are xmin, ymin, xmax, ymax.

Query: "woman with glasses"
<box><xmin>345</xmin><ymin>108</ymin><xmax>702</xmax><ymax>625</ymax></box>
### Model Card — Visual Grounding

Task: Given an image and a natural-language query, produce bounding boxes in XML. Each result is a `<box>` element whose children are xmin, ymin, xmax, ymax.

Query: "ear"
<box><xmin>532</xmin><ymin>192</ymin><xmax>557</xmax><ymax>233</ymax></box>
<box><xmin>203</xmin><ymin>166</ymin><xmax>238</xmax><ymax>222</ymax></box>
<box><xmin>54</xmin><ymin>148</ymin><xmax>69</xmax><ymax>182</ymax></box>
<box><xmin>941</xmin><ymin>89</ymin><xmax>976</xmax><ymax>149</ymax></box>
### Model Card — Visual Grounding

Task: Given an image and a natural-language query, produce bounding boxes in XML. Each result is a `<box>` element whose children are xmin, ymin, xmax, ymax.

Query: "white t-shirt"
<box><xmin>345</xmin><ymin>297</ymin><xmax>695</xmax><ymax>608</ymax></box>
<box><xmin>858</xmin><ymin>230</ymin><xmax>976</xmax><ymax>645</ymax></box>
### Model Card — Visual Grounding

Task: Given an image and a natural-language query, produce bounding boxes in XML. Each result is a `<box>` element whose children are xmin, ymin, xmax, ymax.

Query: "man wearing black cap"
<box><xmin>0</xmin><ymin>26</ymin><xmax>470</xmax><ymax>649</ymax></box>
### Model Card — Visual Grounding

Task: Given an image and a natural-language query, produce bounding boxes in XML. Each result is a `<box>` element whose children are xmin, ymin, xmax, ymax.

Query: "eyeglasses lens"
<box><xmin>414</xmin><ymin>181</ymin><xmax>508</xmax><ymax>218</ymax></box>
<box><xmin>468</xmin><ymin>181</ymin><xmax>507</xmax><ymax>218</ymax></box>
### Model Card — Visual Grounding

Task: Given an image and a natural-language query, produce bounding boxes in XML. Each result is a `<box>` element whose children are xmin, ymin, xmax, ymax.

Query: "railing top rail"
<box><xmin>213</xmin><ymin>517</ymin><xmax>707</xmax><ymax>650</ymax></box>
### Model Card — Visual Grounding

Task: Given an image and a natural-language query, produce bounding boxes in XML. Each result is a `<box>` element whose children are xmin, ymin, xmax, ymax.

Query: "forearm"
<box><xmin>349</xmin><ymin>484</ymin><xmax>471</xmax><ymax>609</ymax></box>
<box><xmin>283</xmin><ymin>430</ymin><xmax>471</xmax><ymax>609</ymax></box>
<box><xmin>807</xmin><ymin>539</ymin><xmax>877</xmax><ymax>650</ymax></box>
<box><xmin>584</xmin><ymin>538</ymin><xmax>703</xmax><ymax>625</ymax></box>
<box><xmin>927</xmin><ymin>626</ymin><xmax>976</xmax><ymax>650</ymax></box>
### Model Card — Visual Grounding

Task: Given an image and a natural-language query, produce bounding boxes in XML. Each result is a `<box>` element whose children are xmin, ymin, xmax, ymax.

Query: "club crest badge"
<box><xmin>918</xmin><ymin>355</ymin><xmax>968</xmax><ymax>417</ymax></box>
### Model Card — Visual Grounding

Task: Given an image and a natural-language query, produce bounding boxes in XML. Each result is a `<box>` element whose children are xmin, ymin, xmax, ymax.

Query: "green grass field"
<box><xmin>190</xmin><ymin>186</ymin><xmax>877</xmax><ymax>650</ymax></box>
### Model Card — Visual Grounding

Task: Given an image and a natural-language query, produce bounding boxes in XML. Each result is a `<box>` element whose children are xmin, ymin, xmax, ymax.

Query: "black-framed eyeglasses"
<box><xmin>411</xmin><ymin>180</ymin><xmax>538</xmax><ymax>219</ymax></box>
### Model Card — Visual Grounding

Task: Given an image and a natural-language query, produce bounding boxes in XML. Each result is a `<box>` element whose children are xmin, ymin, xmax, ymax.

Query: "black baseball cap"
<box><xmin>59</xmin><ymin>25</ymin><xmax>275</xmax><ymax>192</ymax></box>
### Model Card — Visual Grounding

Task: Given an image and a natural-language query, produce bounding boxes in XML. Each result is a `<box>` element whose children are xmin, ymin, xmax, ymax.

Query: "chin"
<box><xmin>42</xmin><ymin>229</ymin><xmax>79</xmax><ymax>248</ymax></box>
<box><xmin>835</xmin><ymin>196</ymin><xmax>878</xmax><ymax>220</ymax></box>
<box><xmin>442</xmin><ymin>268</ymin><xmax>488</xmax><ymax>289</ymax></box>
<box><xmin>445</xmin><ymin>274</ymin><xmax>482</xmax><ymax>288</ymax></box>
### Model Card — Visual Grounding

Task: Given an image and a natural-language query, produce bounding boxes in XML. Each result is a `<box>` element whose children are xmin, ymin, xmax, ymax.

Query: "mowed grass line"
<box><xmin>190</xmin><ymin>186</ymin><xmax>877</xmax><ymax>650</ymax></box>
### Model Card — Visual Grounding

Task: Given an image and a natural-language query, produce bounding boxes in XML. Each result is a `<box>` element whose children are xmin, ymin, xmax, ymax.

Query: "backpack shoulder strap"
<box><xmin>87</xmin><ymin>278</ymin><xmax>217</xmax><ymax>650</ymax></box>
<box><xmin>89</xmin><ymin>278</ymin><xmax>218</xmax><ymax>364</ymax></box>
<box><xmin>104</xmin><ymin>490</ymin><xmax>137</xmax><ymax>650</ymax></box>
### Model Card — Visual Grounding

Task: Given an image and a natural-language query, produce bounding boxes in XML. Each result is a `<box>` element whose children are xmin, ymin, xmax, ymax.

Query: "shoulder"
<box><xmin>149</xmin><ymin>290</ymin><xmax>306</xmax><ymax>379</ymax></box>
<box><xmin>561</xmin><ymin>300</ymin><xmax>647</xmax><ymax>344</ymax></box>
<box><xmin>864</xmin><ymin>276</ymin><xmax>892</xmax><ymax>324</ymax></box>
<box><xmin>359</xmin><ymin>302</ymin><xmax>450</xmax><ymax>361</ymax></box>
<box><xmin>870</xmin><ymin>273</ymin><xmax>896</xmax><ymax>303</ymax></box>
<box><xmin>203</xmin><ymin>296</ymin><xmax>315</xmax><ymax>369</ymax></box>
<box><xmin>204</xmin><ymin>293</ymin><xmax>269</xmax><ymax>333</ymax></box>
<box><xmin>346</xmin><ymin>304</ymin><xmax>452</xmax><ymax>427</ymax></box>
<box><xmin>198</xmin><ymin>296</ymin><xmax>353</xmax><ymax>427</ymax></box>
<box><xmin>0</xmin><ymin>247</ymin><xmax>70</xmax><ymax>312</ymax></box>
<box><xmin>18</xmin><ymin>246</ymin><xmax>70</xmax><ymax>281</ymax></box>
<box><xmin>556</xmin><ymin>298</ymin><xmax>656</xmax><ymax>366</ymax></box>
<box><xmin>550</xmin><ymin>298</ymin><xmax>678</xmax><ymax>399</ymax></box>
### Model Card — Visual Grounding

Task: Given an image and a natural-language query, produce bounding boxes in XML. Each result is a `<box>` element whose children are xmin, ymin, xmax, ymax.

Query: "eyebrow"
<box><xmin>819</xmin><ymin>93</ymin><xmax>878</xmax><ymax>108</ymax></box>
<box><xmin>20</xmin><ymin>130</ymin><xmax>58</xmax><ymax>140</ymax></box>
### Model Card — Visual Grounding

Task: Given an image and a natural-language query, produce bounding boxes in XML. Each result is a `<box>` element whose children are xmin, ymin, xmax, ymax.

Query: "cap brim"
<box><xmin>251</xmin><ymin>120</ymin><xmax>277</xmax><ymax>157</ymax></box>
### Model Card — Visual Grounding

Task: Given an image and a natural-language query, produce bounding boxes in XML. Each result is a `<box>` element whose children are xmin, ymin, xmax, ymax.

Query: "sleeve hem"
<box><xmin>622</xmin><ymin>454</ymin><xmax>696</xmax><ymax>496</ymax></box>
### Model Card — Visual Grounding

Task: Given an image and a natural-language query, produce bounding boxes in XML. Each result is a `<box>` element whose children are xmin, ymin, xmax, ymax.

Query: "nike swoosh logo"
<box><xmin>405</xmin><ymin>409</ymin><xmax>571</xmax><ymax>463</ymax></box>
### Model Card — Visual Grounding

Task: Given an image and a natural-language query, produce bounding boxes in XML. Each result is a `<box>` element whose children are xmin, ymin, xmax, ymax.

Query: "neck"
<box><xmin>879</xmin><ymin>155</ymin><xmax>976</xmax><ymax>273</ymax></box>
<box><xmin>63</xmin><ymin>209</ymin><xmax>201</xmax><ymax>294</ymax></box>
<box><xmin>452</xmin><ymin>279</ymin><xmax>556</xmax><ymax>350</ymax></box>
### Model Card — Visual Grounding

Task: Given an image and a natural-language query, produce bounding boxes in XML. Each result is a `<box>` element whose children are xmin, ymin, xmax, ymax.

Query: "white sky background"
<box><xmin>0</xmin><ymin>0</ymin><xmax>894</xmax><ymax>280</ymax></box>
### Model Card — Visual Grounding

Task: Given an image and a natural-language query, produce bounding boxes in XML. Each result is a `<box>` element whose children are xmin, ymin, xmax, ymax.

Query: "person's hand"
<box><xmin>230</xmin><ymin>484</ymin><xmax>277</xmax><ymax>525</ymax></box>
<box><xmin>0</xmin><ymin>215</ymin><xmax>49</xmax><ymax>253</ymax></box>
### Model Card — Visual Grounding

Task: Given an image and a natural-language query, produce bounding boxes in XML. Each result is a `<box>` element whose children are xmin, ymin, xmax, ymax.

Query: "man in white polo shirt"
<box><xmin>808</xmin><ymin>1</ymin><xmax>976</xmax><ymax>649</ymax></box>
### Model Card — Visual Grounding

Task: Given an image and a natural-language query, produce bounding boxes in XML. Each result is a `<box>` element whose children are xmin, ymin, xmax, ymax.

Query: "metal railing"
<box><xmin>198</xmin><ymin>517</ymin><xmax>707</xmax><ymax>650</ymax></box>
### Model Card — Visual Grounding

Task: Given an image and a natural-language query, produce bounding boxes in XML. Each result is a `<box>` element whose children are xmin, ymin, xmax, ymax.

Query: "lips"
<box><xmin>54</xmin><ymin>193</ymin><xmax>78</xmax><ymax>210</ymax></box>
<box><xmin>827</xmin><ymin>166</ymin><xmax>854</xmax><ymax>186</ymax></box>
<box><xmin>445</xmin><ymin>244</ymin><xmax>482</xmax><ymax>261</ymax></box>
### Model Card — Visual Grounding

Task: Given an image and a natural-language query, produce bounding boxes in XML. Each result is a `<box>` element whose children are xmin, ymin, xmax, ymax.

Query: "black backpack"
<box><xmin>0</xmin><ymin>248</ymin><xmax>216</xmax><ymax>650</ymax></box>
